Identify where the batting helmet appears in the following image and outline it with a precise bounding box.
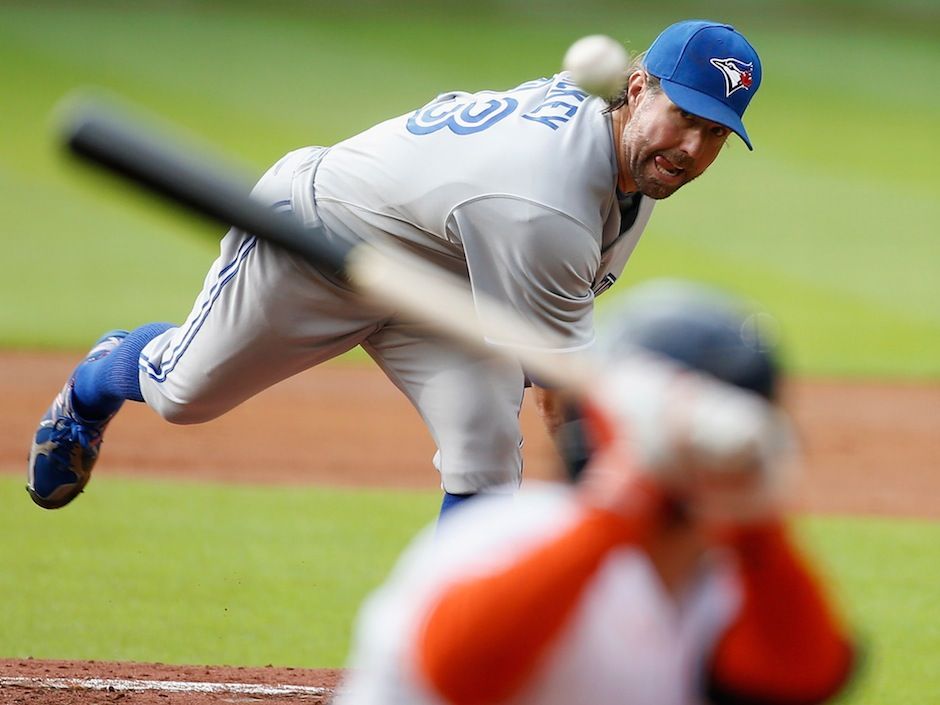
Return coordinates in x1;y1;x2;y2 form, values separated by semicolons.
597;279;780;400
559;279;783;480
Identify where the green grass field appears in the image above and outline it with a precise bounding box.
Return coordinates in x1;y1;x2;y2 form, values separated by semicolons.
1;0;938;376
0;476;438;667
798;516;940;703
2;2;938;703
2;473;938;704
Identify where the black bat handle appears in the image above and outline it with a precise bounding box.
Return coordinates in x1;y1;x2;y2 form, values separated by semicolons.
62;102;355;275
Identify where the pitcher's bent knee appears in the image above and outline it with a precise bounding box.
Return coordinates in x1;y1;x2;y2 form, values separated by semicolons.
142;388;232;425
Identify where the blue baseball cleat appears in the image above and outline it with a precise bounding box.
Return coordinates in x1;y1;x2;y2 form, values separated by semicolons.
27;330;130;509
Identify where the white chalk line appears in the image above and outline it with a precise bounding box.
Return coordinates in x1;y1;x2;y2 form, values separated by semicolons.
0;675;331;697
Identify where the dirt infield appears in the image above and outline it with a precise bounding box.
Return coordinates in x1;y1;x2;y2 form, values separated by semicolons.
0;659;338;704
2;351;938;703
4;352;938;515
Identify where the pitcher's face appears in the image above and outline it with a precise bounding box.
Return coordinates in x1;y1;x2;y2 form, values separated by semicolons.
620;81;730;199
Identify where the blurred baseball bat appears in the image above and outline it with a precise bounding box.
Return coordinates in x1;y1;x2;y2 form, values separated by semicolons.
59;94;595;392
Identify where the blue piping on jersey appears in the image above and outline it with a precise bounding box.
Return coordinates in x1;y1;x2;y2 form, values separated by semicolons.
140;235;258;382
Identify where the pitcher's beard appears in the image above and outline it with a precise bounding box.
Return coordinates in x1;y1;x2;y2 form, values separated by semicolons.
631;152;696;200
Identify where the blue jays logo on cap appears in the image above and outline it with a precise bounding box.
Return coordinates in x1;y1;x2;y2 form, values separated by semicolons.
709;57;755;97
644;20;762;150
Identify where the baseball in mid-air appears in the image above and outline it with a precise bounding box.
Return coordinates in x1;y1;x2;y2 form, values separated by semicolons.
562;34;629;99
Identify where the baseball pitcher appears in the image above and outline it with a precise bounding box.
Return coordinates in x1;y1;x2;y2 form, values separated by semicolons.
28;21;763;517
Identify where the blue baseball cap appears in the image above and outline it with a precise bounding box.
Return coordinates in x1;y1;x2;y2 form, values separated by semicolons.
645;20;762;150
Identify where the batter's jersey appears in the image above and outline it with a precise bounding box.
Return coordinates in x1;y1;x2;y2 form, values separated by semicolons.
334;485;739;705
312;73;654;352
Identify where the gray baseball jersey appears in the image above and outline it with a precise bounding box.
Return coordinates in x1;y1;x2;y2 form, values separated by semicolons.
315;73;654;350
138;74;654;493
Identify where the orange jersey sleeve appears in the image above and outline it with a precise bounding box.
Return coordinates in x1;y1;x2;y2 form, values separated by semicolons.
707;521;855;705
415;506;653;705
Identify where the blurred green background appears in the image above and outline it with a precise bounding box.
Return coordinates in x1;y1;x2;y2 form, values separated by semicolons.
1;2;938;703
2;0;938;376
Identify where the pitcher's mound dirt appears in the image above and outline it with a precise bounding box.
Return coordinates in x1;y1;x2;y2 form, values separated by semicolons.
2;352;937;517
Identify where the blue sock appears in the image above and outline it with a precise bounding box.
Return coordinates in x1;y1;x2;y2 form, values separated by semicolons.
71;322;174;420
439;491;476;519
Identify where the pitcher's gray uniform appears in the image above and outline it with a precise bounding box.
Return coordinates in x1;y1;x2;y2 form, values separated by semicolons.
138;73;654;493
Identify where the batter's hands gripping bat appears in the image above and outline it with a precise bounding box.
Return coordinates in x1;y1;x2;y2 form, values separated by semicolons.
60;95;595;394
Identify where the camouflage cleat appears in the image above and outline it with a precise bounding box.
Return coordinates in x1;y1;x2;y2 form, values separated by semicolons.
27;330;129;509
